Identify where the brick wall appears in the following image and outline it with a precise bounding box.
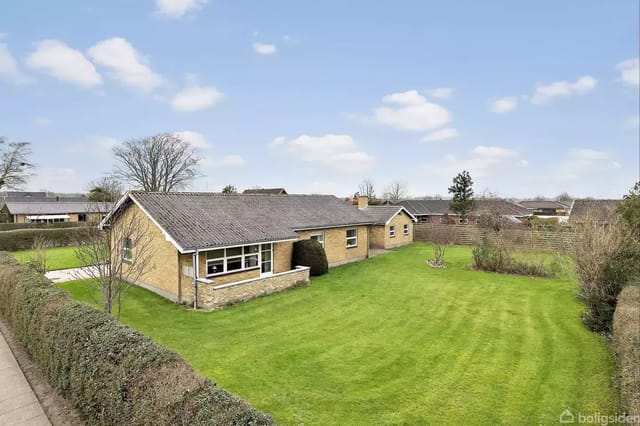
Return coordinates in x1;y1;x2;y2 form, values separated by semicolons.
198;266;310;310
297;225;369;267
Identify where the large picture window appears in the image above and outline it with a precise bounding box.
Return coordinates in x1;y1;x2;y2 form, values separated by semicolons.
346;229;358;248
206;244;269;277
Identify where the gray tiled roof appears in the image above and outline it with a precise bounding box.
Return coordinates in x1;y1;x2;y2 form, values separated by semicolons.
128;192;373;251
4;201;112;215
396;199;452;215
396;199;529;216
518;200;571;209
569;199;621;223
359;205;409;225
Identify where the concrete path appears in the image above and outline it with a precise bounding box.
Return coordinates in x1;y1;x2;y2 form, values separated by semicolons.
45;266;97;283
0;330;50;426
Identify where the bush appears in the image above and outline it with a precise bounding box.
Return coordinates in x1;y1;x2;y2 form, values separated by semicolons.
292;239;328;276
612;286;640;420
471;238;552;278
0;252;274;425
0;222;86;231
0;227;92;251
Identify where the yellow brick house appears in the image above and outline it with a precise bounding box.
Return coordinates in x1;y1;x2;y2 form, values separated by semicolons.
356;197;416;249
102;192;374;310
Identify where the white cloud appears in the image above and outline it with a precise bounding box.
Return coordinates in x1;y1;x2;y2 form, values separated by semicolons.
616;58;639;88
530;75;597;105
174;130;210;148
155;0;206;18
422;128;459;142
271;136;286;146
68;135;120;156
27;168;80;193
217;155;246;167
171;85;223;112
552;149;621;180
490;96;518;114
373;90;451;131
424;145;525;178
273;134;375;172
33;116;52;126
253;42;277;55
0;38;27;83
87;37;164;92
26;40;101;87
427;87;453;100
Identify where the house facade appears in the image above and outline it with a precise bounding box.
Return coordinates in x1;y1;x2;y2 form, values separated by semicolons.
356;197;416;249
1;201;111;224
103;192;374;310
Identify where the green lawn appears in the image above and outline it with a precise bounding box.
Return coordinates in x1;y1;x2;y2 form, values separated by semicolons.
12;246;82;270
60;244;619;425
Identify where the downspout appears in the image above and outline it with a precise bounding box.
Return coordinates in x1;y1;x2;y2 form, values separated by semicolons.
367;226;371;259
192;250;199;309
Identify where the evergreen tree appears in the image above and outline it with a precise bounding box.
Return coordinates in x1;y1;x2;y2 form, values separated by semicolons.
448;170;475;219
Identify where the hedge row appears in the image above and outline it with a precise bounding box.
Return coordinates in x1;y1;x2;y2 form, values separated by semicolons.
0;253;274;425
0;227;93;251
612;286;640;419
0;222;87;231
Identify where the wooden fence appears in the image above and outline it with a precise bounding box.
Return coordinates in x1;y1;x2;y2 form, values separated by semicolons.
414;223;577;252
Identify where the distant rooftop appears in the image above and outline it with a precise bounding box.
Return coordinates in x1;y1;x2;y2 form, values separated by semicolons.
242;188;288;195
569;199;621;223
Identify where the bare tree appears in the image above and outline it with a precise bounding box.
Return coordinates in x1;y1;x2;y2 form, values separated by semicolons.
87;176;124;202
358;178;376;199
112;133;202;192
74;205;156;318
0;137;33;189
384;181;407;202
27;235;50;274
427;225;456;268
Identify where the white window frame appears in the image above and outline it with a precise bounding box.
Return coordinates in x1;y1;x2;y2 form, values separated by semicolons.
122;237;133;262
206;244;262;277
403;223;409;235
310;232;325;248
346;228;358;248
389;225;396;238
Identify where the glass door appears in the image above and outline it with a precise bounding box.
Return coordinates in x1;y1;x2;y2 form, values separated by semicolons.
261;243;272;275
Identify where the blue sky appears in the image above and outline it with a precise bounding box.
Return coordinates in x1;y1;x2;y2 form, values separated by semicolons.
1;0;638;198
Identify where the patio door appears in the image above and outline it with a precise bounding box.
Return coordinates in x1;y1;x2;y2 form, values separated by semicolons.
261;243;273;275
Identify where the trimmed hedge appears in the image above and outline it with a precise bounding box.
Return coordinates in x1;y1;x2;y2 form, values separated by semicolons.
0;222;86;231
292;239;328;276
0;252;274;425
0;227;93;251
612;286;640;419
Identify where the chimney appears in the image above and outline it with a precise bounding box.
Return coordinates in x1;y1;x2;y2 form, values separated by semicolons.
357;196;369;209
56;195;59;202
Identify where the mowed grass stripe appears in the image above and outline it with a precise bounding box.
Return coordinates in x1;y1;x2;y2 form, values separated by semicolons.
59;244;618;425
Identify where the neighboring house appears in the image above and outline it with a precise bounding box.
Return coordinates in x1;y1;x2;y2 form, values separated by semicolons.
518;200;571;216
1;201;111;223
242;187;288;195
356;197;416;249
569;199;621;224
102;192;374;310
396;199;530;225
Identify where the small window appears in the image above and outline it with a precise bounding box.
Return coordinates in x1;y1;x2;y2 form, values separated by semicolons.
346;229;358;248
207;259;224;275
389;225;396;238
310;232;324;248
78;214;87;222
403;224;409;235
122;238;133;261
459;218;468;224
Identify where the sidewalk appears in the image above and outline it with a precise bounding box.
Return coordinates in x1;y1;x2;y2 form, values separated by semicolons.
0;330;50;425
45;266;98;283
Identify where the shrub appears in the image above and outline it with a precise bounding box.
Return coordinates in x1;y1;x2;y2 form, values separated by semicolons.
0;252;274;425
0;222;86;231
612;286;640;420
0;227;92;251
471;238;553;278
26;235;49;274
292;239;328;276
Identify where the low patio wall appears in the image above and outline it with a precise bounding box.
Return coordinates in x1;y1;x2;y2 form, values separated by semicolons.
198;266;311;310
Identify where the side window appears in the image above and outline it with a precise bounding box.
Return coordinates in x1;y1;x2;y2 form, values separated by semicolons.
403;223;409;235
122;237;133;261
346;229;358;248
389;225;396;238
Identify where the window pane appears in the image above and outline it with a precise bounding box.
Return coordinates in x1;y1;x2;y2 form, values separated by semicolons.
207;259;224;275
262;250;272;261
244;245;259;254
227;258;242;271
207;249;224;259
261;261;272;273
226;247;242;257
346;229;356;237
261;243;271;251
245;254;259;268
